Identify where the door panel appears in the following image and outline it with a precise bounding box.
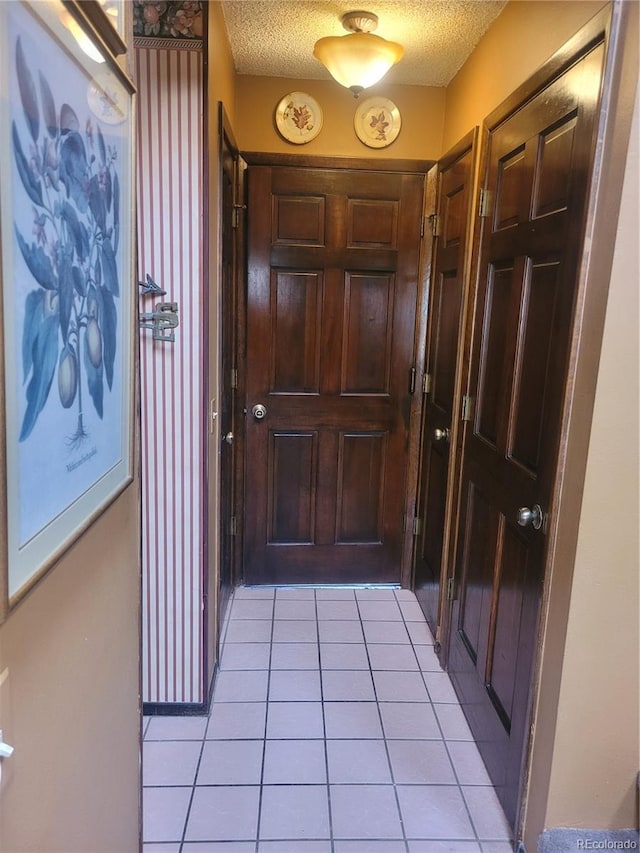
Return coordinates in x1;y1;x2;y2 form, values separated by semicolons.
343;274;394;393
271;271;322;392
269;432;317;543
457;483;495;668
430;272;463;411
414;132;478;635
448;42;606;828
245;166;424;585
337;432;386;542
510;259;561;471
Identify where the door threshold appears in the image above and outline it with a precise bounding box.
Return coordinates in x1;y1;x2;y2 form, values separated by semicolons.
239;582;402;590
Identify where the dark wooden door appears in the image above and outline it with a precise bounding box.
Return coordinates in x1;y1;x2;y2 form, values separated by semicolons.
414;131;477;639
217;109;242;634
244;166;424;585
447;40;606;829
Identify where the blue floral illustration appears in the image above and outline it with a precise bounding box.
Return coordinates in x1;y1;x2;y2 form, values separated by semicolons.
12;35;120;447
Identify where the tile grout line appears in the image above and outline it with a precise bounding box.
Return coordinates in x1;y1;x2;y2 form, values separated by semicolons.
143;587;511;850
314;587;336;853
254;589;276;852
357;590;411;853
175;588;240;853
396;588;483;847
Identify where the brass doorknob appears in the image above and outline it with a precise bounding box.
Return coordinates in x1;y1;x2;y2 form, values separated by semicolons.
224;431;234;445
433;427;450;442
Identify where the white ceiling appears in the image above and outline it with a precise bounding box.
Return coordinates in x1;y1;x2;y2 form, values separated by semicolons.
220;1;507;88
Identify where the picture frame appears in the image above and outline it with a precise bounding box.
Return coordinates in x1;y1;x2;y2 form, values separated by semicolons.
0;0;136;618
73;0;127;57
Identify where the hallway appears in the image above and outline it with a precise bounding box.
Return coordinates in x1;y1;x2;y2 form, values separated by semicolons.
143;586;513;851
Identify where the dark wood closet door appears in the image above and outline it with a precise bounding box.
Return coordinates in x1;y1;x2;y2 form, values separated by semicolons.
244;166;424;585
414;131;477;638
217;112;241;636
447;39;606;828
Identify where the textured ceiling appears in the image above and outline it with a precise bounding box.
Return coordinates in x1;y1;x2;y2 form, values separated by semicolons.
220;1;507;88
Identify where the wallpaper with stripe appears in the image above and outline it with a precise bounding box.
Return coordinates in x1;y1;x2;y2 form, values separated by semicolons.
135;45;204;704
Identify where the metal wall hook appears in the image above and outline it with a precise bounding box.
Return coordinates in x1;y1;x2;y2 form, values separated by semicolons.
140;301;179;343
138;273;167;296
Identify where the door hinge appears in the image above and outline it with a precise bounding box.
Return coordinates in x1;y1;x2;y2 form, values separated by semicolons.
412;517;422;536
447;577;456;601
409;366;416;395
462;395;475;422
209;398;217;434
230;368;238;389
478;188;491;218
230;515;237;536
429;213;441;237
232;203;246;229
423;372;431;394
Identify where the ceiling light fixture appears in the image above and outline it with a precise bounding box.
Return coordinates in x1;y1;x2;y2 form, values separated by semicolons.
313;11;404;98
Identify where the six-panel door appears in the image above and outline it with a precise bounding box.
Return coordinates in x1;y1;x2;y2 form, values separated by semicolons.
414;132;477;637
447;42;606;827
244;166;424;585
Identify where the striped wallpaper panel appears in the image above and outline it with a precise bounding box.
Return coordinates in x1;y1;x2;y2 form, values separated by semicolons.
135;46;204;705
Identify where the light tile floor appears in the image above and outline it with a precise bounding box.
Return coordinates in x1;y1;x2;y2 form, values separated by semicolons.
143;586;513;853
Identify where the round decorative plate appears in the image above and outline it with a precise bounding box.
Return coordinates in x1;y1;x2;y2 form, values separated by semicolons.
354;97;401;148
87;70;128;125
275;92;323;144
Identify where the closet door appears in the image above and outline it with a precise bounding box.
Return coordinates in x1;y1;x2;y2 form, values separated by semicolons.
447;32;607;828
414;130;478;641
216;105;243;645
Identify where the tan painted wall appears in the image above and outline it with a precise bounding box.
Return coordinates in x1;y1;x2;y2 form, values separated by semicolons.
442;0;606;151
209;2;236;129
234;76;445;161
0;485;140;852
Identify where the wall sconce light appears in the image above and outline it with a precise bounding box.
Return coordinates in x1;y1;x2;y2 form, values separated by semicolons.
313;11;404;98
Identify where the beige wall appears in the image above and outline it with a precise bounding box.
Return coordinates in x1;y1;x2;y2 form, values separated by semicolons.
234;76;445;161
442;0;605;151
209;2;236;128
0;485;140;852
543;87;639;830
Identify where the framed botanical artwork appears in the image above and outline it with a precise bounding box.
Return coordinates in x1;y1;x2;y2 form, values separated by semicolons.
0;0;136;617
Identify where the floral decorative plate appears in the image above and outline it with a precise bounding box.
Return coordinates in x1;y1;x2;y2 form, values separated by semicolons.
275;92;323;144
87;70;128;125
354;97;401;148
